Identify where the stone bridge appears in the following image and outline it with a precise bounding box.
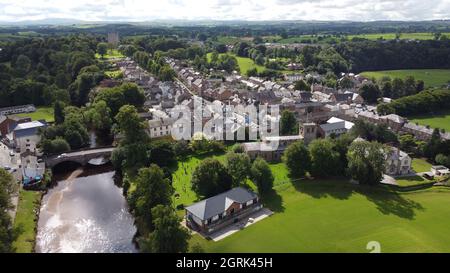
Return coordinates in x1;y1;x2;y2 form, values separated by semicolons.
45;147;115;168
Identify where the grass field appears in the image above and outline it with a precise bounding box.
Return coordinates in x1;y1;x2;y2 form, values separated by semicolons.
190;180;450;253
207;52;266;75
360;69;450;88
395;176;434;188
16;107;54;123
95;49;125;60
105;70;124;79
348;32;450;41
408;111;450;132
12;189;42;253
412;158;433;173
175;152;450;253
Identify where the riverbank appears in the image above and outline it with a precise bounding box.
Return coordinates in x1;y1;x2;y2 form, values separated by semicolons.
12;188;43;253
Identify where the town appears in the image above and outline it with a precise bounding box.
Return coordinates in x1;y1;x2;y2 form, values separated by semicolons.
0;2;450;256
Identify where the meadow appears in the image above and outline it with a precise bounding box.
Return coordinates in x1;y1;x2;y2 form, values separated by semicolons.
176;153;450;253
360;69;450;88
347;32;450;41
408;111;450;132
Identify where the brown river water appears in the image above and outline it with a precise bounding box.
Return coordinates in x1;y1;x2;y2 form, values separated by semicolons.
35;167;137;253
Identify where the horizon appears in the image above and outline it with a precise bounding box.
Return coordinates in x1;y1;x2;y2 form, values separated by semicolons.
0;0;449;24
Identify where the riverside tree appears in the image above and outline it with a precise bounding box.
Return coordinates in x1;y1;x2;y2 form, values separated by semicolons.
128;165;174;230
140;205;190;253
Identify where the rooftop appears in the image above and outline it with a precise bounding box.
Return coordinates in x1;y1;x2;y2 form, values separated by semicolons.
186;187;258;221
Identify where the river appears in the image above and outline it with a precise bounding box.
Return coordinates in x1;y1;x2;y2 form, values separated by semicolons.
35;166;138;253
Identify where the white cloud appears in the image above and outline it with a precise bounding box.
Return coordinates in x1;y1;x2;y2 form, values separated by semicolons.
0;0;448;22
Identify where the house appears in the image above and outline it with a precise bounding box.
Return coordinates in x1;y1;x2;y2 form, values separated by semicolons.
401;122;435;141
431;166;450;177
185;187;262;234
0;104;36;116
319;117;355;137
380;114;406;132
385;147;412;176
147;117;176;139
0;116;32;137
330;93;353;104
11;120;47;153
242;123;317;162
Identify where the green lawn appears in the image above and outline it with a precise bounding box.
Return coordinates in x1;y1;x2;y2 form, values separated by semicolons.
12;189;42;253
95;49;125;60
412;158;433;173
360;69;450;88
105;70;123;79
207;53;266;75
190;179;450;253
408;111;450;132
175;152;450;253
395;176;434;187
16;107;54;123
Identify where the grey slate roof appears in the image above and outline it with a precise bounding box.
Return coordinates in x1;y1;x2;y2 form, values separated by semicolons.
186;187;258;221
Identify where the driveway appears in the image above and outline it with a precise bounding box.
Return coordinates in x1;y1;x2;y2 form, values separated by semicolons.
381;175;398;186
208;208;274;242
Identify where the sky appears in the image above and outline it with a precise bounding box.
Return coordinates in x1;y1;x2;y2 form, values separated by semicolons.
0;0;449;22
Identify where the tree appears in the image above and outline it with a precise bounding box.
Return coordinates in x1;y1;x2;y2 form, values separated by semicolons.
128;165;174;229
158;65;176;82
294;80;309;91
14;54;31;76
97;43;108;59
253;36;263;44
54;101;66;125
173;140;191;158
435;154;449;167
0;169;16;253
283;141;311;178
85;100;112;136
359;83;381;104
191;158;232;198
250;157;274;194
280;110;298;136
309;139;341;177
399;134;417;153
347;141;386;185
140;205;190;253
381;81;393;98
115;105;148;145
225;152;251;187
149;140;176;167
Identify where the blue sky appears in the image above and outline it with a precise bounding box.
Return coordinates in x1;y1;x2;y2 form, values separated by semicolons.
0;0;449;22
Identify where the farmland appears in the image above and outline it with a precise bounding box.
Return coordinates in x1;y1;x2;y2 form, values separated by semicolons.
360;69;450;88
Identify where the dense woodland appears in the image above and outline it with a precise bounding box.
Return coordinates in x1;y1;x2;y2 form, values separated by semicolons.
0;35;103;108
